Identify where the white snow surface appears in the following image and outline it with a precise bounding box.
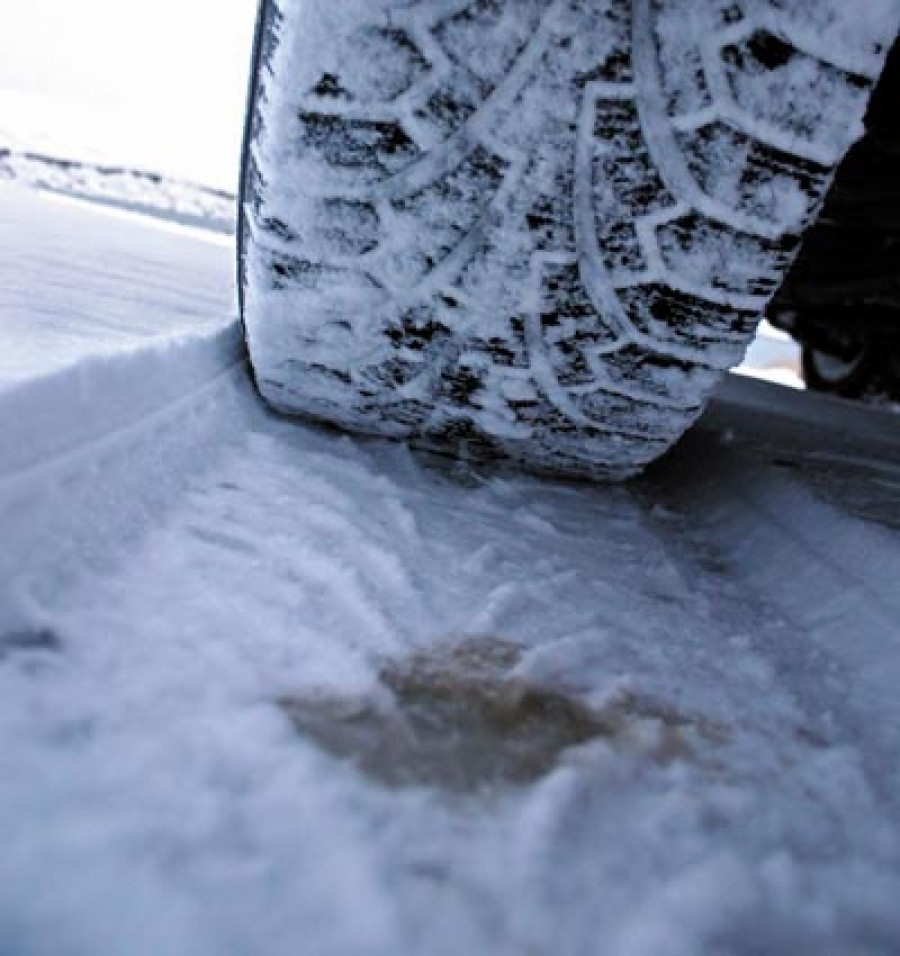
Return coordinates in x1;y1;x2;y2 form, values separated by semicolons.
0;187;232;392
3;187;900;956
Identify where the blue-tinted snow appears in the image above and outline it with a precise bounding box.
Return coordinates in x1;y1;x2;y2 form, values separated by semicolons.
1;186;900;954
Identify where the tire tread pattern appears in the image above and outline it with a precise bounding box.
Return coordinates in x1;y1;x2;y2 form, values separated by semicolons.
241;0;897;477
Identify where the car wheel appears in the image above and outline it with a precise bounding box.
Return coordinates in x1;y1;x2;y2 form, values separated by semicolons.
239;0;899;479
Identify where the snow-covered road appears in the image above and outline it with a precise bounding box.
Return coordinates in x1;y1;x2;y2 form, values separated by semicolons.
2;185;899;956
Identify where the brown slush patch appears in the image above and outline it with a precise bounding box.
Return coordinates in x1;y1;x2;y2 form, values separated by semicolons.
279;637;725;792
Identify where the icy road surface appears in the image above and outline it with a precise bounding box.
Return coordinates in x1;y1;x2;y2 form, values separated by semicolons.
2;185;900;956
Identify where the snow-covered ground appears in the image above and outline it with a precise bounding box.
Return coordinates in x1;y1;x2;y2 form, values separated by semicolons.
0;188;231;391
0;152;237;233
2;184;900;955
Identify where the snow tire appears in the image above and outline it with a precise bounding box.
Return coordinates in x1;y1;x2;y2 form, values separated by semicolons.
239;0;899;479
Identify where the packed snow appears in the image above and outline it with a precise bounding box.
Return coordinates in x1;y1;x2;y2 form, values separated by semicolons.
2;184;900;955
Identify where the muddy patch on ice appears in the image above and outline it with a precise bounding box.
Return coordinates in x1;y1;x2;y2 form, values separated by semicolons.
279;637;725;792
